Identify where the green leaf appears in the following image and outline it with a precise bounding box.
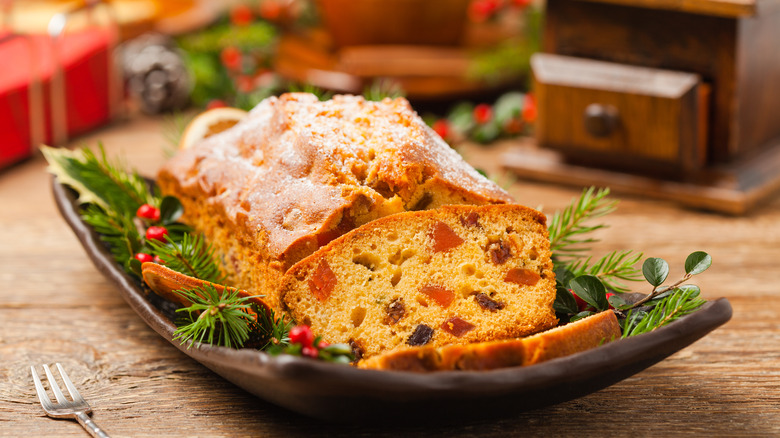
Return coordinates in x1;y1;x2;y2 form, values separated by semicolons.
642;257;669;287
570;310;595;322
570;275;609;311
160;196;184;224
608;293;627;309
554;266;575;289
554;286;578;314
685;251;711;275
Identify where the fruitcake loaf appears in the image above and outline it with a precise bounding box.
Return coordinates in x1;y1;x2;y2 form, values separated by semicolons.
279;204;558;360
157;93;513;311
358;311;621;371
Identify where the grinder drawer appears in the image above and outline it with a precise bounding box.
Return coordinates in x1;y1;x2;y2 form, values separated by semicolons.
532;53;709;171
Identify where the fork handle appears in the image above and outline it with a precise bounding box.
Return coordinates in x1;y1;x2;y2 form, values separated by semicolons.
76;411;110;438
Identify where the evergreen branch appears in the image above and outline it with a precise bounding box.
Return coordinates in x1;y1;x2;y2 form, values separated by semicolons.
80;204;141;269
248;304;294;350
548;187;617;262
42;145;153;214
566;250;643;293
173;285;257;349
622;287;706;337
147;233;225;284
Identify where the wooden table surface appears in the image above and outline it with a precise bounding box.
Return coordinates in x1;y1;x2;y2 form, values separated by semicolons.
1;114;779;437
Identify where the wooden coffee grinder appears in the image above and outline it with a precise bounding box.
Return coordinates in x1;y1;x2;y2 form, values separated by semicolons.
503;0;780;214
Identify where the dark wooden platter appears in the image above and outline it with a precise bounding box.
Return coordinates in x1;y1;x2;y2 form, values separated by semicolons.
51;177;732;423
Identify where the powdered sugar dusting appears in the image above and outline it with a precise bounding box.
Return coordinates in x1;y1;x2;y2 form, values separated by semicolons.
161;93;512;261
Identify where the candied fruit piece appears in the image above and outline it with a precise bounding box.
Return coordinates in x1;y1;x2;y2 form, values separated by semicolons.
487;240;512;265
460;212;481;228
349;339;365;361
430;221;464;253
407;324;434;346
441;317;476;337
505;268;541;286
309;259;337;301
419;284;455;308
383;298;406;325
475;292;505;312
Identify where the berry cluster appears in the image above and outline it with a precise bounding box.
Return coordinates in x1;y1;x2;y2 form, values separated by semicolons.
469;0;532;23
289;325;330;358
133;204;169;264
430;92;537;145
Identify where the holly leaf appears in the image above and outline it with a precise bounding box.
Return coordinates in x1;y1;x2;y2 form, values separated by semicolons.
642;257;669;287
685;251;711;276
570;275;609;311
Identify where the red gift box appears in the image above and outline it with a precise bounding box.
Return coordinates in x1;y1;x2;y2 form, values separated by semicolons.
0;12;119;170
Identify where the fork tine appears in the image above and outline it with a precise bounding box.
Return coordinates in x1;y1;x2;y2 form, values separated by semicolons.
30;366;54;411
43;364;68;404
56;363;85;404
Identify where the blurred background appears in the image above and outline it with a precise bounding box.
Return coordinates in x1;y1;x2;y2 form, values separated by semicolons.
1;0;778;214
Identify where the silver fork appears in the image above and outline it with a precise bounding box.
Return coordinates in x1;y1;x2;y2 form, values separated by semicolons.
31;363;111;438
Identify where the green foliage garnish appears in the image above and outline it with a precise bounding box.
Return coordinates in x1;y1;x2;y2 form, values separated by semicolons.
548;187;617;262
621;285;706;337
42;145;153;212
363;79;406;101
147;233;225;284
173;285;257;349
551;187;713;336
566;250;643;293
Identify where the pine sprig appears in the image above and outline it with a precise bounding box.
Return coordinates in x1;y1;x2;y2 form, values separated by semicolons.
81;204;141;266
566;250;643;293
548;187;617;262
248;304;294;350
173;285;258;349
43;145;153;214
622;286;706;337
147;233;226;284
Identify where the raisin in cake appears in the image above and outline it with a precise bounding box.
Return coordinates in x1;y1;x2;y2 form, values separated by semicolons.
358;311;620;371
279;204;557;361
157;93;512;310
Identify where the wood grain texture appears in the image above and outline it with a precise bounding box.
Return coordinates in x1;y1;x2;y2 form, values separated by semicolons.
1;115;779;436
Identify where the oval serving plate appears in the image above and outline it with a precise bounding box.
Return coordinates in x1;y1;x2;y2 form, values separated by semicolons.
52;177;732;422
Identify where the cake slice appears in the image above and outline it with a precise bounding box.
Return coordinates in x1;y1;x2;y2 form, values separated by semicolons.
358;310;621;371
279;204;558;360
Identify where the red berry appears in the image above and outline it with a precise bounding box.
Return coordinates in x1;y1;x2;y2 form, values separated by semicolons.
432;119;450;139
136;204;160;221
134;253;153;263
606;292;616;309
469;0;499;22
258;0;282;21
301;345;319;358
145;226;169;242
289;325;314;346
523;94;537;123
236;75;255;93
220;46;242;71
153;255;165;264
504;117;524;135
230;4;253;26
206;99;227;110
512;0;531;8
318;340;330;349
473;104;493;124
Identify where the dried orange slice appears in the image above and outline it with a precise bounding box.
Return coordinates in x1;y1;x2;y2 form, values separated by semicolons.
141;262;271;314
179;107;247;150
